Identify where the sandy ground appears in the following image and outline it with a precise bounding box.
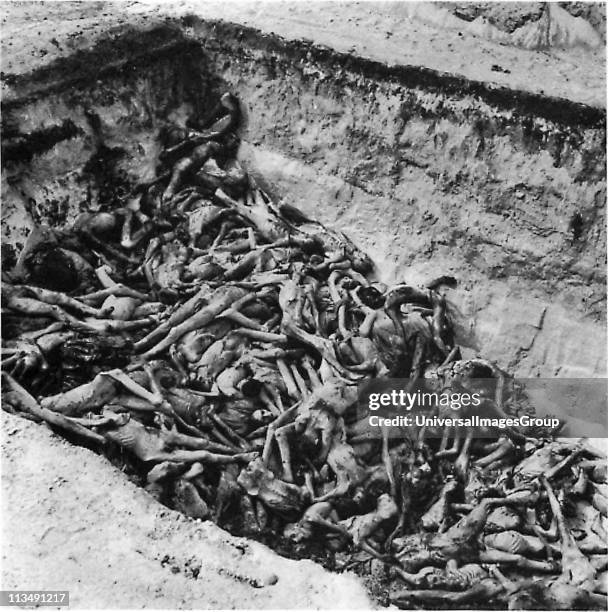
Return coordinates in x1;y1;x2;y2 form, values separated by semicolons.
1;1;605;107
0;412;374;609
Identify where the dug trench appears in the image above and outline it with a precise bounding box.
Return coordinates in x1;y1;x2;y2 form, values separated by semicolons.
3;19;606;380
1;17;607;609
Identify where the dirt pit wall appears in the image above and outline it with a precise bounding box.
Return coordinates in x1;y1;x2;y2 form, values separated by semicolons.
195;19;607;378
2;18;606;379
1;27;214;243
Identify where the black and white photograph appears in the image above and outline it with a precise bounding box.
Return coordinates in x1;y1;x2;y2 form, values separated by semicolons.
1;1;606;609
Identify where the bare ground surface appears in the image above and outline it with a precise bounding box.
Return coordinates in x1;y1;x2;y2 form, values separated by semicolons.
0;412;374;609
1;1;605;107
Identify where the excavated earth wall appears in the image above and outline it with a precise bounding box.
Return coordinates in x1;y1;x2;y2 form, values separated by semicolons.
2;19;606;383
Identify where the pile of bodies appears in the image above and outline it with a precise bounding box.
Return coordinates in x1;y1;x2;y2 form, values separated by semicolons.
2;92;607;610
